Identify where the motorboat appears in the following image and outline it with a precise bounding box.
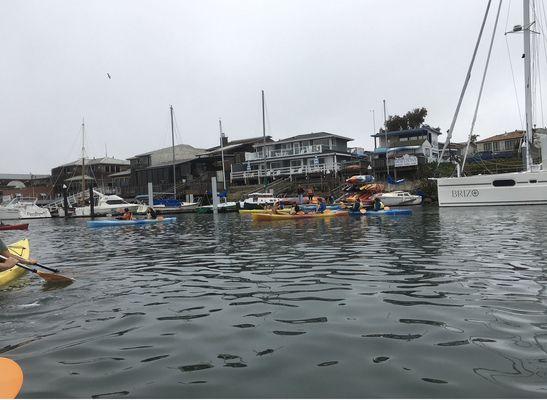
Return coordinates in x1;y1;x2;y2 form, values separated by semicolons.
0;207;21;221
377;191;422;206
70;190;140;217
238;192;280;210
1;197;51;219
135;198;198;214
196;201;238;213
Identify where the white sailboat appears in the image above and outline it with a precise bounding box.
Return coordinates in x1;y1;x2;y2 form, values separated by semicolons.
437;0;547;207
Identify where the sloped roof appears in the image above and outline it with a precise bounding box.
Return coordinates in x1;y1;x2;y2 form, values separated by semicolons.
129;143;205;167
371;126;442;138
108;170;131;178
202;136;272;155
58;157;130;168
255;132;353;147
476;130;524;143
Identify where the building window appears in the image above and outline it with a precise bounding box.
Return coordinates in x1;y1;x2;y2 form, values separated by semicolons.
492;142;499;152
483;143;492;151
504;140;514;150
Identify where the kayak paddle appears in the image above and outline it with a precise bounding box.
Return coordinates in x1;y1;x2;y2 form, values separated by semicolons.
7;245;59;273
0;357;23;399
0;255;73;284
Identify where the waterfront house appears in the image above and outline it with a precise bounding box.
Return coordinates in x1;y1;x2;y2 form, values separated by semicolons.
51;157;130;195
371;125;442;177
194;135;272;191
474;130;524;159
128;144;205;198
229;132;355;183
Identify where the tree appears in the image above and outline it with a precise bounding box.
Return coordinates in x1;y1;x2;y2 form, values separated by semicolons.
385;107;428;131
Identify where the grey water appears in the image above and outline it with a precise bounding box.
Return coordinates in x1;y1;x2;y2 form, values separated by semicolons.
0;207;546;398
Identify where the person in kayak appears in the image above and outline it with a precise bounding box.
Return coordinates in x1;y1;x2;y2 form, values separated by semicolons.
317;199;327;213
297;185;305;204
146;207;157;220
372;197;385;211
0;238;37;271
271;201;281;214
117;208;133;220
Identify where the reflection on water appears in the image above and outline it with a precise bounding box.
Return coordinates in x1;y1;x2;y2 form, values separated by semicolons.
0;207;546;398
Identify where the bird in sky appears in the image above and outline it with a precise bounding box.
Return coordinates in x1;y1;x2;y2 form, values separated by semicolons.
106;73;111;79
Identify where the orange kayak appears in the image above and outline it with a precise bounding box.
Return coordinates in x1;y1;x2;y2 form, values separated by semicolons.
252;210;348;221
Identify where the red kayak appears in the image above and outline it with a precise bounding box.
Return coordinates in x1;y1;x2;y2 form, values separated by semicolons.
0;223;29;231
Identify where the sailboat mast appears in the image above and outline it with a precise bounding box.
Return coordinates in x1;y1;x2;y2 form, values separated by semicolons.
170;105;176;198
81;119;86;199
219;118;227;191
262;90;266;188
523;0;533;170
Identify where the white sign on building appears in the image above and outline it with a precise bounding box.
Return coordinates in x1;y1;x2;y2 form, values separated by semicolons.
394;154;418;168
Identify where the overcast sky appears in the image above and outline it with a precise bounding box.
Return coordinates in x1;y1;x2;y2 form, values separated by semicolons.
0;0;540;173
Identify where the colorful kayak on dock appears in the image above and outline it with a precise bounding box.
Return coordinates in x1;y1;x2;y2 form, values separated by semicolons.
87;217;176;227
0;239;30;288
0;223;29;231
252;210;348;221
349;209;412;216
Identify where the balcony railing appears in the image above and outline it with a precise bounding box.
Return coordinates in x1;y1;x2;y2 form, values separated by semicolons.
245;145;325;161
231;162;340;181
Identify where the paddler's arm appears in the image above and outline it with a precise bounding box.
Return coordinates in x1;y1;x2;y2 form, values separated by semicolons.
0;247;19;271
0;252;18;271
9;252;38;265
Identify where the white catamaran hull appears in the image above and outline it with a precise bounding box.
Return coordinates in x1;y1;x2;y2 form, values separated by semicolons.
437;170;547;207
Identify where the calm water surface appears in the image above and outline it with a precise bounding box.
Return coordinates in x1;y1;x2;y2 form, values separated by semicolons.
1;207;546;398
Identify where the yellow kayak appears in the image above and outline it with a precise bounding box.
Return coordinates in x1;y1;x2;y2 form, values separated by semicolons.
252;210;349;221
239;209;291;214
0;239;30;288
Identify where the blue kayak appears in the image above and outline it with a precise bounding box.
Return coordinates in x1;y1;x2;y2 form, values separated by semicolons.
349;209;412;216
87;217;176;227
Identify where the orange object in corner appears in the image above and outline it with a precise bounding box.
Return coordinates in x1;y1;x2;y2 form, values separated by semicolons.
0;358;23;399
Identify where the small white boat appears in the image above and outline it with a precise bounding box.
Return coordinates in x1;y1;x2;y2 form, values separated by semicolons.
72;191;140;217
238;192;280;210
377;191;422;206
0;207;23;220
1;197;52;219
